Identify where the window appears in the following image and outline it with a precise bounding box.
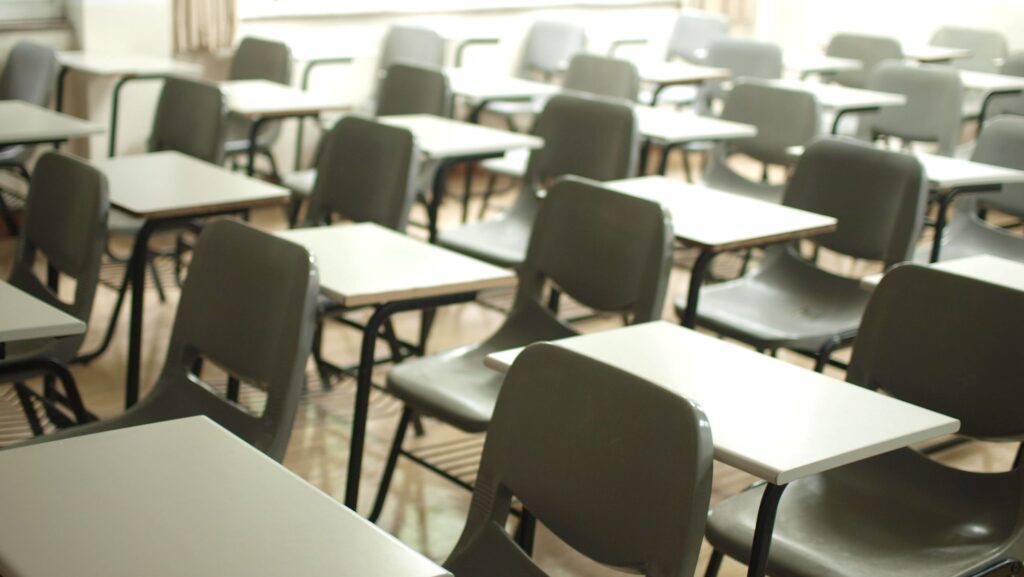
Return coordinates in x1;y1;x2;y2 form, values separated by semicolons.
239;0;667;19
0;0;64;21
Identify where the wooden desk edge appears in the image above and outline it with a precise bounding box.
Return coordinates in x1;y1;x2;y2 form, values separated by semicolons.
112;194;289;220
693;221;838;253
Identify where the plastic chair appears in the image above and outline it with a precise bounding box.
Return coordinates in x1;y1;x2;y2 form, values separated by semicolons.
11;220;320;462
858;61;964;157
932;26;1007;73
378;25;446;72
665;11;729;64
443;343;713;577
677;137;927;372
222;37;292;179
980;52;1024;128
926;116;1024;263
439;93;638;268
370;177;674;521
700;38;783;107
702;82;821;204
826;33;903;89
704;263;1024;577
149;76;229;164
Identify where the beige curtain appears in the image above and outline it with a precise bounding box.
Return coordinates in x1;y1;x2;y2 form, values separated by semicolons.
174;0;236;53
683;0;756;32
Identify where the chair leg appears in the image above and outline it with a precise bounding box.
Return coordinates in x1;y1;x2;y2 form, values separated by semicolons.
478;174;498;220
261;150;281;181
703;550;725;577
514;507;537;555
547;288;561;315
311;320;334;391
0;192;18;236
147;256;167;303
418;309;436;356
682;149;695;182
461;162;474;223
14;382;44;437
813;335;844;373
369;406;414;522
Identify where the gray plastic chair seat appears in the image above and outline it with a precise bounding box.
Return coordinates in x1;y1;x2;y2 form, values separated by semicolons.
437;215;534;268
826;33;903;89
920;207;1024;263
675;247;868;351
223;115;278;154
283;168;316;198
704;160;786;203
479;148;529;179
107;207;146;235
707;448;1018;577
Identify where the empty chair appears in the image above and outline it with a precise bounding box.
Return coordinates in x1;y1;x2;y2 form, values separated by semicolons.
378;25;446;72
439;93;639;268
980;52;1024;126
443;343;712;577
858;61;964;157
927;116;1024;263
370;177;674;520
678;137;926;371
931;26;1007;73
704;263;1024;577
11;220;320;462
222;37;292;178
665;11;729;64
699;38;783;107
826;33;903;89
702;82;821;203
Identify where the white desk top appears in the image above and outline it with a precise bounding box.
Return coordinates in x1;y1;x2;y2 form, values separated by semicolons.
222;80;350;119
784;52;862;76
904;45;973;63
763;79;906;111
636;60;732;86
95;151;289;219
379;114;543;159
916;152;1024;189
605;176;837;251
0;100;103;146
446;67;560;102
0;417;450;577
862;255;1024;290
959;70;1024;93
278;222;516;307
484;321;959;485
635;106;757;144
56;51;202;76
0;281;85;344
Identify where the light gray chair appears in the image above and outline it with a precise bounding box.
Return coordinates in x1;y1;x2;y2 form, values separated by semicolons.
826;33;903;89
926;116;1024;263
932;26;1007;73
11;220;320;462
980;52;1024;128
222;37;292;178
858;61;964;157
666;11;729;64
440;94;638;268
443;343;712;577
378;25;446;72
370;177;674;521
678;137;927;372
699;38;783;107
702;82;821;204
0;41;58;234
704;263;1024;577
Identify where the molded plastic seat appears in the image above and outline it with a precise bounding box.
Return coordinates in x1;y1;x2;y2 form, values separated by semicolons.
703;82;821;203
699;38;783;107
443;343;713;577
931;26;1007;73
825;33;903;89
440;94;638;268
12;220;320;462
639;12;728;106
379;25;446;71
678;137;926;371
222;38;292;174
705;264;1024;577
982;52;1024;124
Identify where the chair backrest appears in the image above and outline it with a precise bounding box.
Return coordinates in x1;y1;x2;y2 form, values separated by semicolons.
707;37;783;81
230;37;292;84
826;33;903;88
862;61;964;156
849;264;1024;441
518;20;586;79
665;11;729;63
783;137;926;266
971;115;1024;217
983;52;1024;120
7;152;108;360
379;25;445;71
514;177;673;323
147;220;319;461
376;63;451;117
445;343;713;577
563;53;640;102
149;76;228;164
931;26;1007;73
305;116;419;230
0;41;56;105
717;81;820;166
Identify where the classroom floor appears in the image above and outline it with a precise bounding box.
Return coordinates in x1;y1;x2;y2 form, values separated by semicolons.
0;152;1016;577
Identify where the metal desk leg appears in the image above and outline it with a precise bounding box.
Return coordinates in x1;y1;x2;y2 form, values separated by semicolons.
108;76;132;157
246;118;267;177
295;58;355;170
125;219;159;408
830;106;880;135
747;483;788;577
930;185;1000;263
681;249;716;329
428;159;454;243
977;89;1024;136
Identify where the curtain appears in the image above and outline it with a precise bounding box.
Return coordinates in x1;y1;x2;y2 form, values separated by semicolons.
174;0;236;53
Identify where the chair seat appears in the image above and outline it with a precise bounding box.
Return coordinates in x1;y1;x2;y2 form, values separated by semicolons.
675;251;869;352
437;214;532;268
641;85;698;107
0;144;30;167
919;215;1024;264
707;449;1020;577
282;169;316;197
704;158;786;204
223;114;277;154
479;148;529;178
107;207;145;235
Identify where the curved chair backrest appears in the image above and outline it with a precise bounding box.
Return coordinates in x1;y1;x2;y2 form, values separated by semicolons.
230;37;292;84
563;53;640;102
849;264;1024;441
826;33;903;88
149;76;228;164
707;38;783;81
984;52;1024;120
376;63;451;117
784;137;926;266
665;11;729;63
518;20;586;79
379;25;445;71
0;41;56;105
445;343;713;577
931;26;1007;73
305;116;419;230
8;152;109;360
971;115;1024;217
717;81;820;166
862;61;964;156
515;177;672;323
